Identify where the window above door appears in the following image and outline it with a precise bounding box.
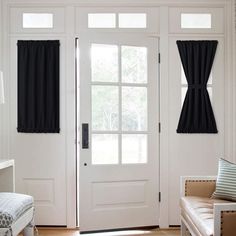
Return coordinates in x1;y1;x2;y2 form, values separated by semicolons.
88;13;147;29
169;7;224;34
23;13;53;28
10;7;65;33
76;7;159;33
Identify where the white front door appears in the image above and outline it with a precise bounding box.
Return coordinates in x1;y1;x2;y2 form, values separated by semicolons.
79;34;159;232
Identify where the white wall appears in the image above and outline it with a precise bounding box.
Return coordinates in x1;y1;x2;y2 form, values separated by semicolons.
233;0;236;159
0;0;4;157
0;1;2;69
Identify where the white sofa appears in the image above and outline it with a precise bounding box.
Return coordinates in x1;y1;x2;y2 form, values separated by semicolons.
180;176;236;236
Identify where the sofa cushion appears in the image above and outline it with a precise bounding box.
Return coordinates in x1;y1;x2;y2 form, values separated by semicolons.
0;193;33;228
180;196;229;236
213;158;236;201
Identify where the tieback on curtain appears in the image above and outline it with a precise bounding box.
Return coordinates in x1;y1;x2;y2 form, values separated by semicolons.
188;84;206;89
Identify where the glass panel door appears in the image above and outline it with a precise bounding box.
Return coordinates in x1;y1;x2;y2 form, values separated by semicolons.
79;34;159;232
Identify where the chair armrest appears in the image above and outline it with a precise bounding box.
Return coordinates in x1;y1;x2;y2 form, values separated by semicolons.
214;203;236;236
181;176;217;197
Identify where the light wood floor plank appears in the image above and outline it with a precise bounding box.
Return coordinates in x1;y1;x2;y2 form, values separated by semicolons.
28;228;180;236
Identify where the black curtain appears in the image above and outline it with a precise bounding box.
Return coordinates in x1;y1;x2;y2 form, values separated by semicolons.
17;40;60;133
176;40;218;133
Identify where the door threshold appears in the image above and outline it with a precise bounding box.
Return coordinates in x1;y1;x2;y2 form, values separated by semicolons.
80;225;159;234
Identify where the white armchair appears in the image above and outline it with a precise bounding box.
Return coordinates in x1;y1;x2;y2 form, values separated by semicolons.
0;160;34;236
180;176;236;236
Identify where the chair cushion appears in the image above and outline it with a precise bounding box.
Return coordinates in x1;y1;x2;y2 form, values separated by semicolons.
0;193;33;228
180;196;229;236
212;158;236;201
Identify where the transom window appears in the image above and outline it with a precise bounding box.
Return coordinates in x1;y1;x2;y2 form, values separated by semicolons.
88;13;116;28
181;13;211;29
91;43;148;165
88;13;147;29
23;13;53;28
119;13;146;28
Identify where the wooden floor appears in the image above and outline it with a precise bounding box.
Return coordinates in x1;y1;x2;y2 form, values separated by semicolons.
31;228;180;236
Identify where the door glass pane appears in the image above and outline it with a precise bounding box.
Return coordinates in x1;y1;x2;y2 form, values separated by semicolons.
181;66;187;85
91;44;118;82
92;134;118;165
207;87;212;101
181;87;188;106
208;73;213;85
181;13;211;29
122;46;147;83
118;13;146;28
88;14;116;28
122;134;147;164
122;87;147;131
92;86;118;131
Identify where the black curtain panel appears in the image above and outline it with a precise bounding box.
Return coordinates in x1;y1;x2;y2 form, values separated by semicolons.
17;40;60;133
176;40;218;133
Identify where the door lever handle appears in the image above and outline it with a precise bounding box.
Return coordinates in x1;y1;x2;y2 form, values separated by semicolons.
82;123;89;149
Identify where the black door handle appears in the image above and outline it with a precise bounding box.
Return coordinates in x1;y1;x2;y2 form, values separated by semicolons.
82;123;89;149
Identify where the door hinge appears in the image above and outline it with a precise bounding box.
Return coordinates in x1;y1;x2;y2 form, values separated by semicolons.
158;122;161;133
159;192;161;202
158;53;161;63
